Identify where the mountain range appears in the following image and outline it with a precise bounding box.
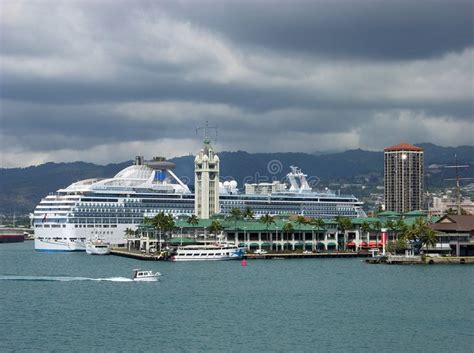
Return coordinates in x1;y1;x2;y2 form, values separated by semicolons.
1;143;473;215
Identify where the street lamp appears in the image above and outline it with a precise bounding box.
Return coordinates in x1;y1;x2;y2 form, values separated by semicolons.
244;226;248;250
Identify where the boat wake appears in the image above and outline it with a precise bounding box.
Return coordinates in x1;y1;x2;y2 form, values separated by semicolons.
0;275;134;282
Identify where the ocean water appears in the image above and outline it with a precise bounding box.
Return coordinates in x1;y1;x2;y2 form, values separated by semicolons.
1;242;473;353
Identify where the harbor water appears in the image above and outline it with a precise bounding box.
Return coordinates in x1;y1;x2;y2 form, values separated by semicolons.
1;242;473;352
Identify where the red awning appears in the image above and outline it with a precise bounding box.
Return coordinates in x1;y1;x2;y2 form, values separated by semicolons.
347;241;356;247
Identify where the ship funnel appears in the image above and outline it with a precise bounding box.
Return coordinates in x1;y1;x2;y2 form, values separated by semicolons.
144;157;176;170
135;156;144;165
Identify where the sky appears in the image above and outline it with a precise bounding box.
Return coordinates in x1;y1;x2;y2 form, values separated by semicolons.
1;0;473;167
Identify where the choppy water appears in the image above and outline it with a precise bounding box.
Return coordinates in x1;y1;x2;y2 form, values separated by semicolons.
1;242;473;353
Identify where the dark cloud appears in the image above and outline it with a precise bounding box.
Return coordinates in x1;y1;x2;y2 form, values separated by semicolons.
164;0;473;60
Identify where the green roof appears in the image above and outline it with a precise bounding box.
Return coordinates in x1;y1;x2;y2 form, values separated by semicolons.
377;211;401;217
351;217;380;225
404;210;426;217
174;218;328;232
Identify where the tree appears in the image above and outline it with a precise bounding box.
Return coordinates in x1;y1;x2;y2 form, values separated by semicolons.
361;221;371;243
209;219;223;236
421;228;438;249
260;214;275;249
384;219;398;242
151;212;175;237
335;216;352;250
243;207;255;220
228;208;242;230
186;214;199;237
386;238;408;255
310;218;326;242
282;222;294;251
399;217;438;255
125;227;136;237
295;215;307;247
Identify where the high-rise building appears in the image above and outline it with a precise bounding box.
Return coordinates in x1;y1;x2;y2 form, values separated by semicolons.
384;143;424;213
194;139;220;218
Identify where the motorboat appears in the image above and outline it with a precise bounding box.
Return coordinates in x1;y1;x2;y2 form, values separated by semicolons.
85;238;111;255
132;269;161;281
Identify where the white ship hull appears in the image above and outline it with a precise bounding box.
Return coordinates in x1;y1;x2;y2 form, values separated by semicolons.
34;223;127;252
34;237;86;252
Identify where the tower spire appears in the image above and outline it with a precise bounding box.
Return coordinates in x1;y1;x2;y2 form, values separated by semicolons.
196;121;218;145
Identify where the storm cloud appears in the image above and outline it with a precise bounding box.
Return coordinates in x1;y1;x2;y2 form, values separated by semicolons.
1;0;473;167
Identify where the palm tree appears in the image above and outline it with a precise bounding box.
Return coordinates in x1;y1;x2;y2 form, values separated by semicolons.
151;212;175;248
384;219;398;242
125;227;135;237
208;219;223;236
335;216;352;251
311;218;326;243
371;220;383;247
243;207;255;220
401;217;438;254
361;221;371;244
228;207;242;231
282;222;294;251
421;228;438;250
260;214;275;250
295;215;307;249
186;214;199;237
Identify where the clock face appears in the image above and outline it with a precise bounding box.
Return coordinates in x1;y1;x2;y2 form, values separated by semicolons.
401;153;407;160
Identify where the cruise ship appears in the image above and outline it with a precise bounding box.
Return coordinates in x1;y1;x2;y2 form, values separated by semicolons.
32;156;365;251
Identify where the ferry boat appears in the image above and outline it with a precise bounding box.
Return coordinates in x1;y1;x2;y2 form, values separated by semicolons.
32;156;365;251
85;238;111;255
169;241;245;261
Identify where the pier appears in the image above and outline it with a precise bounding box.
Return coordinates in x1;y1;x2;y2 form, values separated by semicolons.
365;255;474;265
111;247;371;261
246;252;370;260
111;248;164;261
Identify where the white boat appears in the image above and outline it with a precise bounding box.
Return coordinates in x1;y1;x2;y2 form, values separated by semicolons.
169;238;245;261
132;269;161;281
85;238;111;255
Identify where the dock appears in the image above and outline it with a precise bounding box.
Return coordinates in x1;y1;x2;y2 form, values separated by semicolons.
111;248;371;261
366;255;474;265
111;248;164;261
245;252;370;260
